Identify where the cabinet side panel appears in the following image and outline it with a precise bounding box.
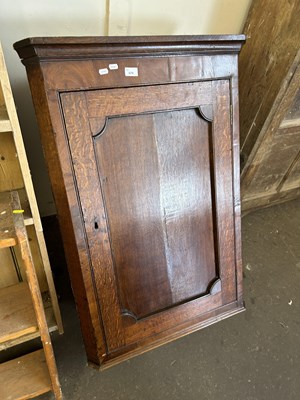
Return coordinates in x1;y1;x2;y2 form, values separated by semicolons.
25;64;103;364
212;80;237;304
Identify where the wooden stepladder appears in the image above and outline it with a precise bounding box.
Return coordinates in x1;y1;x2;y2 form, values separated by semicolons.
0;40;63;333
0;191;62;400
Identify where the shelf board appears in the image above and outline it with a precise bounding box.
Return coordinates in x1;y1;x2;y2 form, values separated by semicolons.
0;349;52;400
0;283;58;350
0;105;11;133
0;189;33;227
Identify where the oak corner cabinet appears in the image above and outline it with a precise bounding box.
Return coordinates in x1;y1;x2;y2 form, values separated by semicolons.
14;35;245;369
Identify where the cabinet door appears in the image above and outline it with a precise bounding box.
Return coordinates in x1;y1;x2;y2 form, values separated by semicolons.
61;80;236;355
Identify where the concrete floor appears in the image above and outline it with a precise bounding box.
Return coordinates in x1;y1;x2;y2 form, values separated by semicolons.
39;198;300;400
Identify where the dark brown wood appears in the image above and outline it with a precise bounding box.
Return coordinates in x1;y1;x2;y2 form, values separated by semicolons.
14;35;244;62
14;35;245;368
239;0;300;213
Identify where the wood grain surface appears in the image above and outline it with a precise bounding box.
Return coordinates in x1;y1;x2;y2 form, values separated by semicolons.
0;350;52;400
239;0;300;160
14;36;245;368
95;108;216;318
239;0;300;212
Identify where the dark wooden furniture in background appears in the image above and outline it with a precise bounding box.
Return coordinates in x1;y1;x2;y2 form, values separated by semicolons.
239;0;300;213
15;35;245;369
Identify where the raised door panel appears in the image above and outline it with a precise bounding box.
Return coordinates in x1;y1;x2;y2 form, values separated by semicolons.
60;79;236;355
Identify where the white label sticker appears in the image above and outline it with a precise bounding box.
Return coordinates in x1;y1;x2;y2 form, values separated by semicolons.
125;67;138;77
99;68;109;75
109;63;119;70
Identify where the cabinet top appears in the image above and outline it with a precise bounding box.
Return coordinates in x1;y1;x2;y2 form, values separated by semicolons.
14;35;245;64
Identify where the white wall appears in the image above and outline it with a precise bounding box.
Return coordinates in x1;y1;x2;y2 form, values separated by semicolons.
109;0;251;35
0;0;251;216
0;0;107;215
